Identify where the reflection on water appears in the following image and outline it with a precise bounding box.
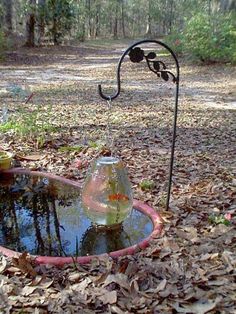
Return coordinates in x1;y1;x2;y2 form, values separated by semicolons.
0;173;153;257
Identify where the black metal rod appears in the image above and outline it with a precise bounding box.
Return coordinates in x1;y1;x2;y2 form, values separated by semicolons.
98;39;180;210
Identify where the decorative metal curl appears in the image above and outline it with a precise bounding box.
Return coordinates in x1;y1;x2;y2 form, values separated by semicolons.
98;39;180;211
128;46;177;83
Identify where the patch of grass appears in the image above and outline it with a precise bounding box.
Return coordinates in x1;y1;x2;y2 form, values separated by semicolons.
84;38;131;48
139;179;155;191
58;145;84;153
209;214;231;226
0;104;58;144
155;49;171;57
88;140;105;150
0;116;57;137
0;121;17;132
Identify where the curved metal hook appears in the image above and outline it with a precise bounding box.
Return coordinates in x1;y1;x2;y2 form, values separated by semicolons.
98;39;180;101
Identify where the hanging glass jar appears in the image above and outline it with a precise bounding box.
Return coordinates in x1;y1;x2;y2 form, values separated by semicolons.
81;156;133;226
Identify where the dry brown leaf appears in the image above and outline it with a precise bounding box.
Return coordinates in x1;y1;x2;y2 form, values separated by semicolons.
172;298;222;314
146;279;167;294
200;253;219;261
154;279;167;293
93;271;110;285
71;277;92;291
29;275;43;286
208;279;229;286
222;250;236;267
163;237;180;251
17;154;44;161
12;252;37;277
68;272;81;282
39;278;54;289
103;273;130;290
21;285;38;296
0;256;7;274
5;266;22;274
110;305;126;314
98;290;117;304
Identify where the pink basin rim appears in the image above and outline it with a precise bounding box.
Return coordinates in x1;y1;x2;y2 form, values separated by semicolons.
0;168;163;266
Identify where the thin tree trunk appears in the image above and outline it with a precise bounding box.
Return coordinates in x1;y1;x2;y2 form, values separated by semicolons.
37;0;46;45
169;0;174;33
4;0;13;34
121;0;126;38
94;2;101;38
208;0;212;16
220;0;236;10
52;15;59;45
49;0;59;45
25;0;36;47
86;0;92;38
145;0;152;36
113;1;118;39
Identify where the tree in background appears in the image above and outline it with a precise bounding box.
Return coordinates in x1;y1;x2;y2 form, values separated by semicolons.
45;0;75;45
0;0;235;63
37;0;46;45
24;0;36;47
3;0;13;34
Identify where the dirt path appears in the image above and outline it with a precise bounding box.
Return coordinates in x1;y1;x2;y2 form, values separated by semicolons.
0;41;236;313
1;41;235;109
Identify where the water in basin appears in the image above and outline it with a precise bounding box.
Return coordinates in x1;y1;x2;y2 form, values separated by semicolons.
0;172;153;257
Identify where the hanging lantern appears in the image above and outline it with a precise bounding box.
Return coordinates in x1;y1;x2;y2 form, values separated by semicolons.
81;156;133;227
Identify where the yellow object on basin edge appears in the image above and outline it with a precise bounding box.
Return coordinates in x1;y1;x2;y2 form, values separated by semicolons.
0;151;13;170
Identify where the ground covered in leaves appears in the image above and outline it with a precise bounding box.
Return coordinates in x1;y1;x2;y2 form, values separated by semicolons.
0;40;236;313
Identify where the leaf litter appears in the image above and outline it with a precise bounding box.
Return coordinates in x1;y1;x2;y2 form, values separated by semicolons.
0;41;236;313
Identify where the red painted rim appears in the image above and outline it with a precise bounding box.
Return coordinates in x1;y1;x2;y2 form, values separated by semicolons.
0;168;163;266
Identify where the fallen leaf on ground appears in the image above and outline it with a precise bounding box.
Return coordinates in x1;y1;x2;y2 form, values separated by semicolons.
0;256;7;274
12;252;37;277
17;154;44;161
172;298;222;314
98;290;117;304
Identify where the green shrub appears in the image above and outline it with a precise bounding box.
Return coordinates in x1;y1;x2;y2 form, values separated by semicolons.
139;179;155;191
183;12;236;63
165;31;185;56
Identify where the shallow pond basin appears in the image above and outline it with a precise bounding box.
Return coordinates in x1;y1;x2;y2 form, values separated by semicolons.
0;169;162;264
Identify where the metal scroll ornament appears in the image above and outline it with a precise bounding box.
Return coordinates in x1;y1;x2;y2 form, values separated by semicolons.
128;47;177;83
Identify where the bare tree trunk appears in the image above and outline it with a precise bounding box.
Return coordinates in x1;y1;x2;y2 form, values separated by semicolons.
86;0;92;38
220;0;236;10
121;0;126;38
110;18;113;35
94;2;101;38
208;0;212;15
37;0;46;45
169;0;174;34
113;0;118;39
145;0;152;36
25;0;36;47
4;0;13;34
52;15;59;45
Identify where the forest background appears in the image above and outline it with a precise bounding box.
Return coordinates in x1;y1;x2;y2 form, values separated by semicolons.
0;0;236;64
